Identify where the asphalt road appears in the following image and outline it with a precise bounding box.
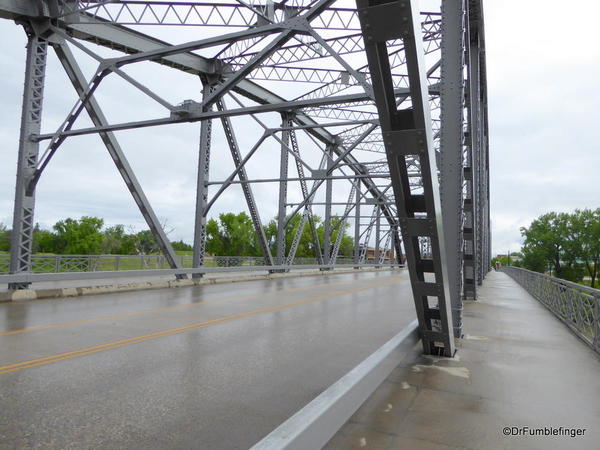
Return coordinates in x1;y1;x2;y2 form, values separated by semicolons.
0;269;415;449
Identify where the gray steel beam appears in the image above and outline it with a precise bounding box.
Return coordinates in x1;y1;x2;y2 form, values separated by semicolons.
42;15;402;226
357;0;455;356
286;147;324;265
354;178;361;264
331;184;357;264
276;113;290;266
216;100;274;265
8;32;48;289
192;84;213;274
32;90;415;142
0;0;38;20
467;9;482;288
322;144;334;266
440;0;465;335
53;40;185;279
375;207;381;263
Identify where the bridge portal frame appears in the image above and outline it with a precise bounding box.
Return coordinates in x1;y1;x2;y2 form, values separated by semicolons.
1;0;489;355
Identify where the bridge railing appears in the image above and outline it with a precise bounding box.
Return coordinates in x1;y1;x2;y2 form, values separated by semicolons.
501;266;600;354
0;254;389;274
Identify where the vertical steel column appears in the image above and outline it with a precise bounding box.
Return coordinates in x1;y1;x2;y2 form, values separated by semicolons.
354;178;361;264
53;41;185;279
276;113;290;266
9;33;48;290
331;184;356;264
440;0;466;336
357;0;456;356
375;207;381;263
392;226;404;265
192;83;213;274
322;144;334;266
482;74;491;273
462;2;478;298
467;12;483;287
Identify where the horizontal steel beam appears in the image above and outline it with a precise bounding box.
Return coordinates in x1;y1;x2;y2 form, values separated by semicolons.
32;89;419;141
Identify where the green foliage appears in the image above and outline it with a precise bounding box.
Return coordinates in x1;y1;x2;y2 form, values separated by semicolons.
53;216;105;254
0;223;10;252
491;253;522;269
171;240;193;252
206;212;261;256
519;209;600;285
101;225;128;254
264;213;354;259
132;229;160;255
569;209;600;287
264;214;322;258
33;229;59;253
5;210;358;262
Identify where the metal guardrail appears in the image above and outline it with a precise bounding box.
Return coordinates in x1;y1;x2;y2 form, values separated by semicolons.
0;254;378;274
501;266;600;354
0;262;404;287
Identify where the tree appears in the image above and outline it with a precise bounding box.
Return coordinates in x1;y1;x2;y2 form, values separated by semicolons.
132;229;160;255
0;223;10;252
53;216;104;254
520;212;572;277
171;240;193;252
101;225;128;254
206;212;261;256
264;213;323;259
491;253;523;269
264;213;355;261
570;209;600;288
33;229;59;253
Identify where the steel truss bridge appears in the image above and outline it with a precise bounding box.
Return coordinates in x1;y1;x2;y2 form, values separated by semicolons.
1;0;490;357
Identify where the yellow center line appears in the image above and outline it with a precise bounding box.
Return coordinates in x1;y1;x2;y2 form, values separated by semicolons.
0;273;401;337
0;278;402;375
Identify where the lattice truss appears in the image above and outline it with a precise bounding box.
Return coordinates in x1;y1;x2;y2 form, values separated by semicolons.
3;0;448;280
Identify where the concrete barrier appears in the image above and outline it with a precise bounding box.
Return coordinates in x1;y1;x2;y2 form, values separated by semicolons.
0;267;402;302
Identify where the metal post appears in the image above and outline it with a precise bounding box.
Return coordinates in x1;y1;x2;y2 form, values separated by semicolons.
467;7;484;287
9;32;48;290
463;2;479;299
375;207;381;265
354;178;361;265
440;0;466;336
276;113;290;266
322;144;334;267
192;83;213;276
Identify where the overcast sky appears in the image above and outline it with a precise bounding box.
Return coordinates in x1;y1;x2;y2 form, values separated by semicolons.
0;0;598;256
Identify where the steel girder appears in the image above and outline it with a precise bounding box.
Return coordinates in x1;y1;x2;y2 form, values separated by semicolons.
8;32;47;290
1;0;490;357
356;0;456;356
439;0;466;336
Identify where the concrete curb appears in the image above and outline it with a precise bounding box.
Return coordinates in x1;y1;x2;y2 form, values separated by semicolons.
251;320;420;450
0;267;401;302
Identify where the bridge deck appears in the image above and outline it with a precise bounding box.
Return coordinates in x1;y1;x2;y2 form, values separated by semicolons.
326;271;600;450
0;269;414;449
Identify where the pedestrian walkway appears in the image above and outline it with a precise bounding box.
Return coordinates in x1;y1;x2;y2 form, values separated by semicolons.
325;271;600;449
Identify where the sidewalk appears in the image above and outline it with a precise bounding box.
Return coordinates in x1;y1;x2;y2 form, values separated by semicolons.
325;271;600;449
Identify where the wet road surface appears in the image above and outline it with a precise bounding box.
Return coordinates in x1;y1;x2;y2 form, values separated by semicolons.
0;270;415;449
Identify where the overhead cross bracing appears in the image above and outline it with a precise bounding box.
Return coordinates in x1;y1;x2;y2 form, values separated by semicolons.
1;0;490;355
